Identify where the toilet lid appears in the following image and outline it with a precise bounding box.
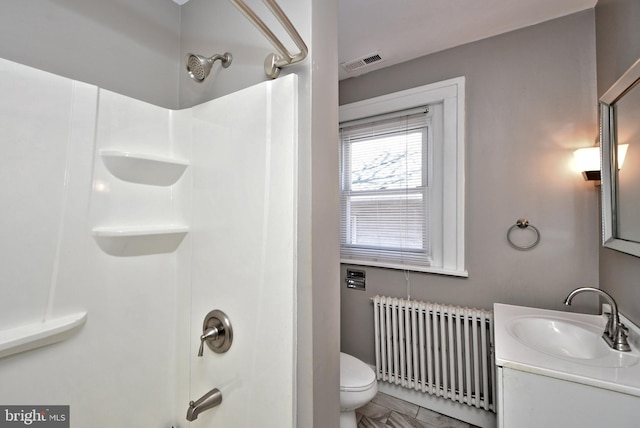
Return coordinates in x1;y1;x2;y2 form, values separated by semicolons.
340;352;376;392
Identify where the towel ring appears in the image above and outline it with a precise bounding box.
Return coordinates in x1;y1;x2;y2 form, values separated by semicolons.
507;218;540;250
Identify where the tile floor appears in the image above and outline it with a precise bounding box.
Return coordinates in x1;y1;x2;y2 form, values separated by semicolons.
356;392;480;428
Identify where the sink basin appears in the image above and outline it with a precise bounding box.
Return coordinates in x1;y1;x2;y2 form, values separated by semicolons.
507;316;608;359
495;303;640;398
505;314;638;368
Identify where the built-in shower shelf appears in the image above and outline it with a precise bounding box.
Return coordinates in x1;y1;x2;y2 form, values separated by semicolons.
0;311;87;359
100;150;189;186
92;225;189;256
92;225;189;237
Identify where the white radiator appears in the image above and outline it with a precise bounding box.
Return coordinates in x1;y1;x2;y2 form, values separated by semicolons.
372;295;496;412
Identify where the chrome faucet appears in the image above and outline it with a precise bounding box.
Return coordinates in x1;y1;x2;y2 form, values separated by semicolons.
564;287;631;352
186;388;223;421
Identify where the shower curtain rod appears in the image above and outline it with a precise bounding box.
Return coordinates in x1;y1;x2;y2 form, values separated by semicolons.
229;0;308;79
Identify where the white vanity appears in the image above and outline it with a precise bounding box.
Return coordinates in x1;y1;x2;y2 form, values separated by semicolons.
494;302;640;428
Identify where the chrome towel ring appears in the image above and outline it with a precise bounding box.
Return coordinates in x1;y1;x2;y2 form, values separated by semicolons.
507;218;540;250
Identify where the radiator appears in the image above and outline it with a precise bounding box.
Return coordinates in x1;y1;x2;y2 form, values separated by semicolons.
372;295;496;412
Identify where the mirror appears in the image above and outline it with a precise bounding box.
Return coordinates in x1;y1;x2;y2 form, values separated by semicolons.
600;58;640;257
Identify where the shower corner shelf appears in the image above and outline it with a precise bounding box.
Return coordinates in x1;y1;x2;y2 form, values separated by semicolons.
100;150;189;186
92;225;189;256
0;311;87;359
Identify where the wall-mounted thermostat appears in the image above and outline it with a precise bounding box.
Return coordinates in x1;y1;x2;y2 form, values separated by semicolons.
345;269;366;290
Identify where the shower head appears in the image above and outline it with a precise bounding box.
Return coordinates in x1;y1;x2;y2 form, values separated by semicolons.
185;52;233;83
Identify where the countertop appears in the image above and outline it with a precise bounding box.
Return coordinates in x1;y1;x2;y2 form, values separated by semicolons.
494;303;640;398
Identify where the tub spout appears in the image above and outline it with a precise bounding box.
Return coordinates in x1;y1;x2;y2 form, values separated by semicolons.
186;388;222;421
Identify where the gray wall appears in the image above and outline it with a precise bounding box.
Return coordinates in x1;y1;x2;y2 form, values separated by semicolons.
596;0;640;327
178;0;308;108
0;0;181;108
339;10;600;364
308;1;341;426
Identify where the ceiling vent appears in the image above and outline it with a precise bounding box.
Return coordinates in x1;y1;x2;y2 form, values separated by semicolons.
340;51;384;73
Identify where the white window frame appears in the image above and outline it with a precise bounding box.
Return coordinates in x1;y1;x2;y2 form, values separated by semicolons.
339;77;466;277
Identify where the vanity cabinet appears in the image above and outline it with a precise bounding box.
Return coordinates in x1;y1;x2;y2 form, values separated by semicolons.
497;366;639;428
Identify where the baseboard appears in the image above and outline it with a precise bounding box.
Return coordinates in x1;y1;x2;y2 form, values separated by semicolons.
376;382;497;428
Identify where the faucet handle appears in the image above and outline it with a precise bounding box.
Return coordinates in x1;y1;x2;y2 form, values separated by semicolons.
614;324;632;352
198;310;233;356
198;327;220;357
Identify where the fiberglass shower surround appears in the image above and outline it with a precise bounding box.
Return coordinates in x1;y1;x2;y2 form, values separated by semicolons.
0;56;298;427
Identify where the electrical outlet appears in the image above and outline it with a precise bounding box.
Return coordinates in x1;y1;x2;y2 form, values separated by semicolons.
345;269;366;290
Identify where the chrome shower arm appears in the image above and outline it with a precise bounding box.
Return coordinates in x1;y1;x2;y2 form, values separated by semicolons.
229;0;308;79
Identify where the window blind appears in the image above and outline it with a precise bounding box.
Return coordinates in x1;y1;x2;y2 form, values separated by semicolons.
339;109;431;269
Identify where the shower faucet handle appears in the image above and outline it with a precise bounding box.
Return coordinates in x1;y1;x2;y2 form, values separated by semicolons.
196;310;233;356
197;327;220;357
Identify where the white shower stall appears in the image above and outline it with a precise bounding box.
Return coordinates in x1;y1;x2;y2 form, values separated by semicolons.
0;57;297;427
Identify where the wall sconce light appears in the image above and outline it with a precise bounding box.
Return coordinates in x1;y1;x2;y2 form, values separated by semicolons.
573;144;628;181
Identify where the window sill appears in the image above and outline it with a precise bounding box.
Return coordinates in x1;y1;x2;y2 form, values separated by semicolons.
340;259;468;278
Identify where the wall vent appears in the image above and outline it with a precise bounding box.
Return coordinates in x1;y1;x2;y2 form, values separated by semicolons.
340;51;384;73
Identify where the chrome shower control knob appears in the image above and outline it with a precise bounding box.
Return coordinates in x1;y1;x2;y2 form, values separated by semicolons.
197;327;220;357
197;310;233;356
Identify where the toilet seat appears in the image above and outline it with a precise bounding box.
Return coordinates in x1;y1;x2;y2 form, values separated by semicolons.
340;352;377;392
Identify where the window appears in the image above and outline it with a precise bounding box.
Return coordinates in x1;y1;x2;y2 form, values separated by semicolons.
339;77;466;277
340;108;431;266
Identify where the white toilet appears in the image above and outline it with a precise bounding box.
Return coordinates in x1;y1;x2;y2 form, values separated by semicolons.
340;352;378;428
